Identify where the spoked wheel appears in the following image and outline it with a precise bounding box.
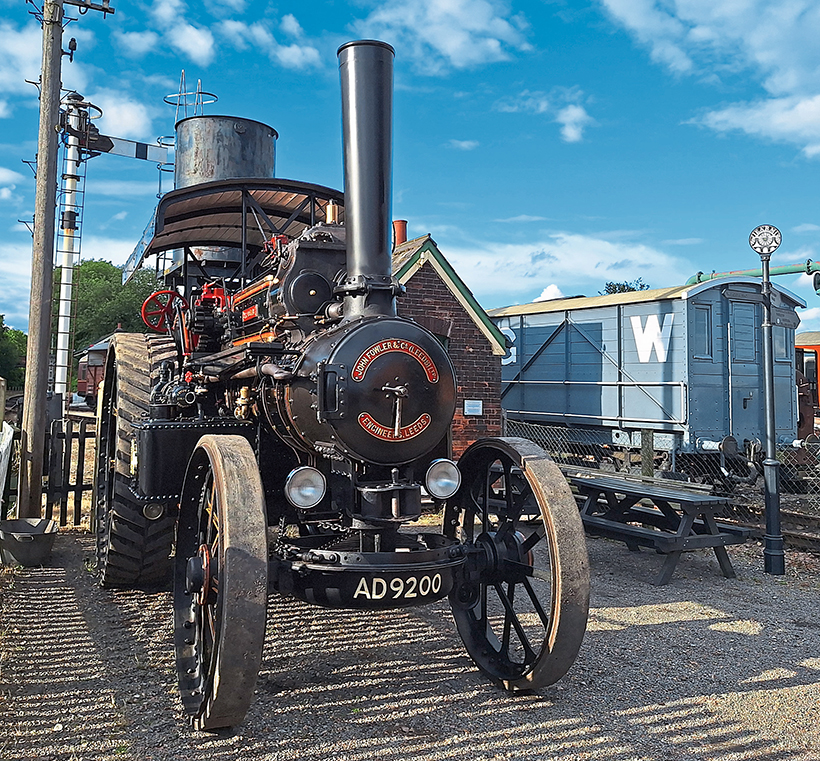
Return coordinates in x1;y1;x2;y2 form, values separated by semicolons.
141;290;188;332
446;437;589;691
174;435;268;730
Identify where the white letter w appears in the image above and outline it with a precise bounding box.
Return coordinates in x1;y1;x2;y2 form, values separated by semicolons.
630;314;674;363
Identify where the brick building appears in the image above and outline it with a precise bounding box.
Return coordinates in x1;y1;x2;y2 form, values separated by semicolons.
392;231;506;457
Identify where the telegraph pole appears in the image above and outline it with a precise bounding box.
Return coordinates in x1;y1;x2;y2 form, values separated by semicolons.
19;0;115;518
19;0;64;518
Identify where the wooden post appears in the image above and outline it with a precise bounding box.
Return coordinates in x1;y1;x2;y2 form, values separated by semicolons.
19;0;64;519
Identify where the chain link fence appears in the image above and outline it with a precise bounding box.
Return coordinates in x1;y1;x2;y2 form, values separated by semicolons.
505;418;820;551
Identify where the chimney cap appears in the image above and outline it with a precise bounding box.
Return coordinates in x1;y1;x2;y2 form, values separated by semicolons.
393;219;408;247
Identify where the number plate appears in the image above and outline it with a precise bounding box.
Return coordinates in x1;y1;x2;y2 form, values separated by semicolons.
353;572;443;602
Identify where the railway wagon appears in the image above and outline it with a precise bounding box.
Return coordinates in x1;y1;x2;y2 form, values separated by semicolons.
75;336;109;409
796;331;820;408
490;279;805;473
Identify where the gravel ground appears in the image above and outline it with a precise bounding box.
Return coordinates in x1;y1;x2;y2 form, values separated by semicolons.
0;532;818;761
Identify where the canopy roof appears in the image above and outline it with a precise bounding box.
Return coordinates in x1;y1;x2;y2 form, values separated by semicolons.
123;178;344;281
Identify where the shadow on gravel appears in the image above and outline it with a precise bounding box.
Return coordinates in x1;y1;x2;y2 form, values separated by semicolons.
1;532;817;761
0;541;136;760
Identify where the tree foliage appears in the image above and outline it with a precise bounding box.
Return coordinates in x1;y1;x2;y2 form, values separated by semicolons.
0;315;27;387
54;260;158;354
599;278;651;295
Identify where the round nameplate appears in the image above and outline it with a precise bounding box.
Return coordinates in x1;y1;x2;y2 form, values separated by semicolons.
749;224;781;255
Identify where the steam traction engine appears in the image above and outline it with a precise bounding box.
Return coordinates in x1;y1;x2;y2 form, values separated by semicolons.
94;41;590;729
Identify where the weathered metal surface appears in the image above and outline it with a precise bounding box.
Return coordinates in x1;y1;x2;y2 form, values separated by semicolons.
174;115;277;189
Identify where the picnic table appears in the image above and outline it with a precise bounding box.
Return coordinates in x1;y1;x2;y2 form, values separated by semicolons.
568;474;751;585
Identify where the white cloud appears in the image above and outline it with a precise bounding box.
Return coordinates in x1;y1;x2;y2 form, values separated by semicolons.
208;0;246;11
274;44;322;70
0;22;42;96
599;1;820;155
699;94;820;158
599;0;694;74
147;0;215;65
82;235;140;266
87;90;154;140
0;167;25;185
219;20;274;50
495;90;550;114
355;0;531;74
281;14;304;38
0;234;143;329
442;230;691;307
219;20;320;69
555;104;593;142
114;30;160;58
798;305;820;332
495;215;548;223
495;87;595;142
794;223;820;233
167;23;215;66
534;283;564;301
89;180;159;198
0;241;35;329
0;166;25;203
151;0;185;27
449;139;479;150
662;237;704;245
0;100;9;118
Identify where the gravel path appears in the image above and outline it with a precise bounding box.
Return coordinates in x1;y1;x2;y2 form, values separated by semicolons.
1;532;818;761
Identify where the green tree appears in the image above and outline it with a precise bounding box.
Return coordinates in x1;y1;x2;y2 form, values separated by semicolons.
599;278;651;295
54;260;158;355
0;315;27;387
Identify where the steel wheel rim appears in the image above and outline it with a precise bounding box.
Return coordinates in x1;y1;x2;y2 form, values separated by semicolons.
448;438;589;691
173;435;268;730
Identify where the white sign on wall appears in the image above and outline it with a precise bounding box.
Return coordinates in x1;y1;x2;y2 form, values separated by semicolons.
630;313;674;363
463;400;483;416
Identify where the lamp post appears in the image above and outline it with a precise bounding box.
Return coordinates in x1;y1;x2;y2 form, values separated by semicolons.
749;224;785;575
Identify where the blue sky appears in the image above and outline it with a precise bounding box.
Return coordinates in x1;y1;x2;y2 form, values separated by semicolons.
2;0;820;332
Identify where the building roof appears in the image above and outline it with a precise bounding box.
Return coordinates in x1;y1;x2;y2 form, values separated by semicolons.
489;276;806;318
75;337;111;359
392;235;507;356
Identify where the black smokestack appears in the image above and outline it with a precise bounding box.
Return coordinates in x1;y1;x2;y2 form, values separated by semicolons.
337;40;396;318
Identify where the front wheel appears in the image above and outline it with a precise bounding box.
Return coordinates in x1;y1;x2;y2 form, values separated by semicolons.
174;435;268;730
446;437;589;691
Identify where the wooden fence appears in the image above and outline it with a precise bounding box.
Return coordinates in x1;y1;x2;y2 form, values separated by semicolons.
1;414;96;527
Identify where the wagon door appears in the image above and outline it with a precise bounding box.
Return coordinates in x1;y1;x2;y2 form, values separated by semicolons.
727;300;763;440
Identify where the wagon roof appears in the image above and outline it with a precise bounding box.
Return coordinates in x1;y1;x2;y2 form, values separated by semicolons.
488;277;805;317
796;331;820;346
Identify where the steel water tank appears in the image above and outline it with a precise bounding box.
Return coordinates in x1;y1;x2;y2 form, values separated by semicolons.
174;116;277;189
